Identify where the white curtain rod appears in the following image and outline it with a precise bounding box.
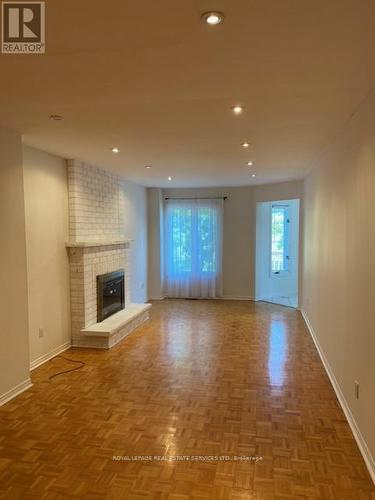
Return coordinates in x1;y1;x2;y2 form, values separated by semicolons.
164;196;228;201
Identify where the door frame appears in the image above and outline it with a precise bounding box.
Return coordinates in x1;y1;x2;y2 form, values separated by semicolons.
255;198;301;308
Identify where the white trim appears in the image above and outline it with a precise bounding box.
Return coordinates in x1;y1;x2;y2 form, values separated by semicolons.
220;296;254;301
30;341;71;371
301;310;375;485
0;378;32;407
149;296;254;301
148;296;165;301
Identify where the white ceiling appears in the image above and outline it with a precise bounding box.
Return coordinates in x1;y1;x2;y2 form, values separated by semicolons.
1;0;375;187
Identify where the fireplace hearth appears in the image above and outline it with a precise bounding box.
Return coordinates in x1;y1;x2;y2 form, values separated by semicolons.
97;269;125;322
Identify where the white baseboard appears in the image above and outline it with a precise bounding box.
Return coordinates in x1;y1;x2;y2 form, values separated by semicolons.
220;296;254;301
30;341;71;371
301;310;375;485
0;378;32;407
149;296;254;301
148;296;165;301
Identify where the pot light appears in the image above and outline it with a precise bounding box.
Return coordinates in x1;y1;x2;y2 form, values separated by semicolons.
242;142;250;148
201;11;224;25
232;105;243;114
111;147;120;154
168;176;172;181
247;161;253;166
144;165;152;169
251;173;256;178
49;114;63;121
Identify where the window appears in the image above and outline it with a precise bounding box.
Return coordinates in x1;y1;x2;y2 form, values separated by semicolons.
198;207;218;273
165;199;223;297
169;206;193;273
271;205;290;273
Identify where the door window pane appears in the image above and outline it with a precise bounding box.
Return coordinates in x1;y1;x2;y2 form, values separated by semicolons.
271;206;290;273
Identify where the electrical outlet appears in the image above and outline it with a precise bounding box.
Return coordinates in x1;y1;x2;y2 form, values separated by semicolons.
354;380;360;400
39;327;44;339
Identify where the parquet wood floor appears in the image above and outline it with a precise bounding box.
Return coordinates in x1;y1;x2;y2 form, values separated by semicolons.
0;300;374;499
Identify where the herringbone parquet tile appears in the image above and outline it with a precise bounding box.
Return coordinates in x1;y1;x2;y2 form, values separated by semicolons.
0;300;374;499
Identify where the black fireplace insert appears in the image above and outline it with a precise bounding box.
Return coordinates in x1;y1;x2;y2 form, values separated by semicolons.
97;269;125;322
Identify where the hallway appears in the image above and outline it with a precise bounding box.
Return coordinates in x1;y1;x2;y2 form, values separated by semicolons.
0;300;373;499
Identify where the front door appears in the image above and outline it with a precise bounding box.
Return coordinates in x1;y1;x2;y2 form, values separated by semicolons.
255;199;299;308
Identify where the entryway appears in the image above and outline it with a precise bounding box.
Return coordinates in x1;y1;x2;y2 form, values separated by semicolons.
255;199;300;308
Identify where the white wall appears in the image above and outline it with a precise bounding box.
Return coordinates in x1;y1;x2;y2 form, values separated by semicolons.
302;91;375;479
122;180;148;303
149;181;303;300
0;128;30;402
151;186;254;299
23;146;71;368
147;188;164;300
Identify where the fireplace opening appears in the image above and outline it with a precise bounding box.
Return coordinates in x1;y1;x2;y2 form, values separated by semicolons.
97;270;125;322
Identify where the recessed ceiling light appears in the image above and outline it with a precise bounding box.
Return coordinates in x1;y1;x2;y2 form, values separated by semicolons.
247;161;253;166
144;165;152;169
111;147;120;154
168;176;172;181
242;142;250;148
232;105;243;114
251;173;256;178
49;114;63;121
201;11;224;25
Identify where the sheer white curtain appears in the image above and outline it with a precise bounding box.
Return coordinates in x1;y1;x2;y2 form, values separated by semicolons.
164;198;223;298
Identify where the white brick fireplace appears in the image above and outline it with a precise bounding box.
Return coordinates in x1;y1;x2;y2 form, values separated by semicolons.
66;160;150;349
